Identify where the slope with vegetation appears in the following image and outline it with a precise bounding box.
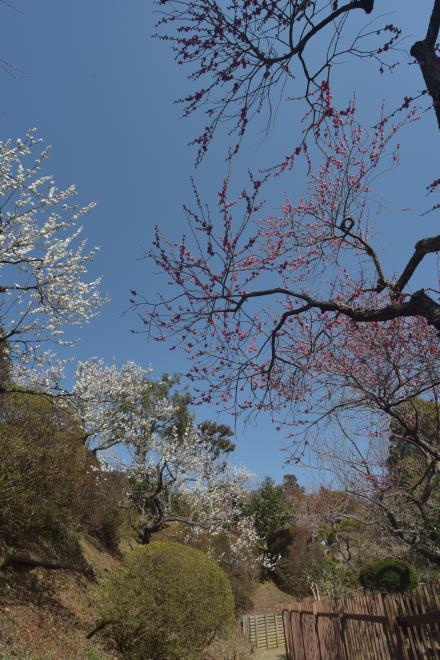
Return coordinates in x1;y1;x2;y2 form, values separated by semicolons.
0;371;255;659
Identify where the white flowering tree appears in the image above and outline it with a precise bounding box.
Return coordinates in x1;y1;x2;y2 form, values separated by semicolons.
0;130;103;383
71;359;257;560
72;359;170;452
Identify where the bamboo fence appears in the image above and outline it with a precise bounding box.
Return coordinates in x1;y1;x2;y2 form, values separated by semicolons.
242;612;285;649
283;583;440;659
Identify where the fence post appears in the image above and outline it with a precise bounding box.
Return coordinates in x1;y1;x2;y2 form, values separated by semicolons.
289;606;296;660
283;607;295;659
297;604;305;660
337;599;349;660
313;601;322;660
274;612;280;647
282;609;290;659
381;593;406;660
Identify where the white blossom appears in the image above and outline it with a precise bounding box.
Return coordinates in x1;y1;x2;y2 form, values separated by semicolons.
72;358;164;450
72;358;258;561
0;130;104;370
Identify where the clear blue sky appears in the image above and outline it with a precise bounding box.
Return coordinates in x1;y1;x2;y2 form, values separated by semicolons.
1;1;438;487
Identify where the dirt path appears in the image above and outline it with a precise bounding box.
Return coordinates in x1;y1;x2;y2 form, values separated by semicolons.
252;647;286;659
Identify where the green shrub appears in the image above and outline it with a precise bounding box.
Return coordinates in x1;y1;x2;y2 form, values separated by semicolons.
0;391;125;550
307;558;355;598
0;393;84;542
99;541;234;659
358;559;419;593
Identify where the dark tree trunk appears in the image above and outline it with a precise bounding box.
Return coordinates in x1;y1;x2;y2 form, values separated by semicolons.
411;39;440;129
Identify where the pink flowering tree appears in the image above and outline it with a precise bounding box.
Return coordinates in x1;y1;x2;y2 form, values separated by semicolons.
137;100;440;454
140;1;440;482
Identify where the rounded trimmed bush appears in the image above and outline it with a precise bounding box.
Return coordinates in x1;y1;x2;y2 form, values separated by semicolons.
99;541;234;659
358;559;419;593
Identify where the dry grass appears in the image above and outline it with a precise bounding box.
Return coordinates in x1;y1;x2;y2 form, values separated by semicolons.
249;581;293;614
0;537;120;660
204;622;253;659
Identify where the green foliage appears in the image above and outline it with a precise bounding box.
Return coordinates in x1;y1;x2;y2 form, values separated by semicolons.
282;474;304;505
163;521;259;616
245;477;293;541
307;558;355;599
0;391;125;549
385;399;440;564
99;541;235;659
150;373;194;441
198;420;235;458
388;398;439;477
359;559;419;593
196;534;260;615
227;563;257;614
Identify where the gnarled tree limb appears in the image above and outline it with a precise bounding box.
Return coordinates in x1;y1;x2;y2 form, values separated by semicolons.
411;0;440;128
395;234;440;293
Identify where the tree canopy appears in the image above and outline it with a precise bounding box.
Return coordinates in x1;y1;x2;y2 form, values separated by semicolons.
139;1;440;466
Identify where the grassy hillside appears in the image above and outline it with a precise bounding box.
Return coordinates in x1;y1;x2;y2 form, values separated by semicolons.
0;390;282;658
0;535;258;660
0;537;120;659
249;582;293;614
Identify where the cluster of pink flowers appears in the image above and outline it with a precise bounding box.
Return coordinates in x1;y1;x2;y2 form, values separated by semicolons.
138;100;433;456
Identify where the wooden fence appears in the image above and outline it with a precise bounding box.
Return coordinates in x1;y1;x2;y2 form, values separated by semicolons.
283;583;440;659
242;612;285;649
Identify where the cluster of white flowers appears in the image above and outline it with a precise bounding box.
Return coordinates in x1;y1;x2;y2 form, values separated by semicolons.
182;460;260;567
72;358;258;561
0;131;103;370
13;351;66;391
72;358;165;450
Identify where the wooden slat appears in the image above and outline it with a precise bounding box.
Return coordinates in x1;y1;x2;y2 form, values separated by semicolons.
423;584;440;655
283;584;440;660
241;612;287;650
343;612;387;624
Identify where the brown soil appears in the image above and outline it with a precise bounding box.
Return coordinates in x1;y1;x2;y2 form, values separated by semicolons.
249;581;293;614
253;650;287;660
0;537;119;659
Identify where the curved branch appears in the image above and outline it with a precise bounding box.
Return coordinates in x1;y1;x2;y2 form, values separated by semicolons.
426;0;440;46
343;228;388;290
293;0;374;58
231;287;440;330
253;0;375;66
395;234;440;293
